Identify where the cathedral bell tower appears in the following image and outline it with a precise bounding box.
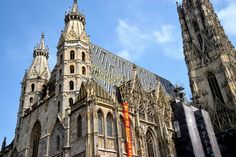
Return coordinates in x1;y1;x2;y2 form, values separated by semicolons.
177;0;236;132
56;0;91;118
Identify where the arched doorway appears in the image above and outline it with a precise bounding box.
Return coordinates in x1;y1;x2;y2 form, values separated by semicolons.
146;130;155;157
30;121;41;157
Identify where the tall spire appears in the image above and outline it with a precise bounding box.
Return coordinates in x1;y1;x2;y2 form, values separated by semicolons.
39;32;45;50
71;0;78;13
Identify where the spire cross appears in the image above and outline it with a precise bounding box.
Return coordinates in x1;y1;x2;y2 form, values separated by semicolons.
74;0;77;4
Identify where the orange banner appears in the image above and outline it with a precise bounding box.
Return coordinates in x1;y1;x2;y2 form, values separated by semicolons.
123;101;133;157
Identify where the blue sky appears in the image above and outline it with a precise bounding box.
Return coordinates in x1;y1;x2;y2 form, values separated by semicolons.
0;0;236;145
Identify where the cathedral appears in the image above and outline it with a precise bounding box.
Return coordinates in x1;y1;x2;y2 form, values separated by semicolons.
0;0;236;157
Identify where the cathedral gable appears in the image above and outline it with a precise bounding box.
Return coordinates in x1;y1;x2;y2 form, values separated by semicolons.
66;27;79;40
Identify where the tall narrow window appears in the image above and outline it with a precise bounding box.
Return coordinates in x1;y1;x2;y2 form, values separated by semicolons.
82;52;86;61
59;69;62;77
59;84;62;93
31;121;41;157
70;50;75;60
106;113;113;137
193;21;200;32
60;54;63;63
208;72;224;103
78;115;82;138
120;116;126;140
69;98;73;106
56;135;60;151
31;84;35;92
146;130;155;157
98;110;103;135
57;101;61;113
82;66;86;75
69;81;74;90
42;85;47;98
70;65;75;74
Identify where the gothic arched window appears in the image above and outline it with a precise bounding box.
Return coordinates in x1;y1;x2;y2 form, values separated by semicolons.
82;52;86;61
77;115;82;138
70;65;75;74
82;66;86;75
69;98;73;106
146;130;155;157
70;50;75;60
98;110;104;135
69;81;74;90
106;112;113;137
207;72;224;103
120;116;126;140
56;135;60;151
31;121;41;157
31;84;35;92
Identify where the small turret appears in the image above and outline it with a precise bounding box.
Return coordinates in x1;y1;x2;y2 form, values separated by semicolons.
27;33;50;81
20;33;51;110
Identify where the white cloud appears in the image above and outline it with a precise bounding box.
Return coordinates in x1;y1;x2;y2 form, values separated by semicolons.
116;19;183;60
154;25;175;44
218;3;236;37
153;25;184;60
116;19;150;60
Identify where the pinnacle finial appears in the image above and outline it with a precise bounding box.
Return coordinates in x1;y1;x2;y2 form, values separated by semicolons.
74;0;77;4
39;32;45;50
1;137;6;151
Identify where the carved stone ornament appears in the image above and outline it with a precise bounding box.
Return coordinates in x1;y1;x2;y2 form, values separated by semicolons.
66;27;78;40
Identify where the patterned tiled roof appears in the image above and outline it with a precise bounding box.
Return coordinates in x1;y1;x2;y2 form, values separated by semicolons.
90;43;176;97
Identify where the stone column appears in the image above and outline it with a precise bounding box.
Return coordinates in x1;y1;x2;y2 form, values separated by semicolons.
45;134;50;157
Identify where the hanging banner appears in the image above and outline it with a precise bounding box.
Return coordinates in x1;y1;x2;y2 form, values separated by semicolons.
122;101;133;157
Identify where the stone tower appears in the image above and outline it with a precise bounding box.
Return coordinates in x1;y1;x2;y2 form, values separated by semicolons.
56;0;91;118
177;0;236;132
16;32;50;128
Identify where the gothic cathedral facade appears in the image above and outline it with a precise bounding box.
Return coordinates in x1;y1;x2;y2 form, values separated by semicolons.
1;1;177;157
1;0;236;157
